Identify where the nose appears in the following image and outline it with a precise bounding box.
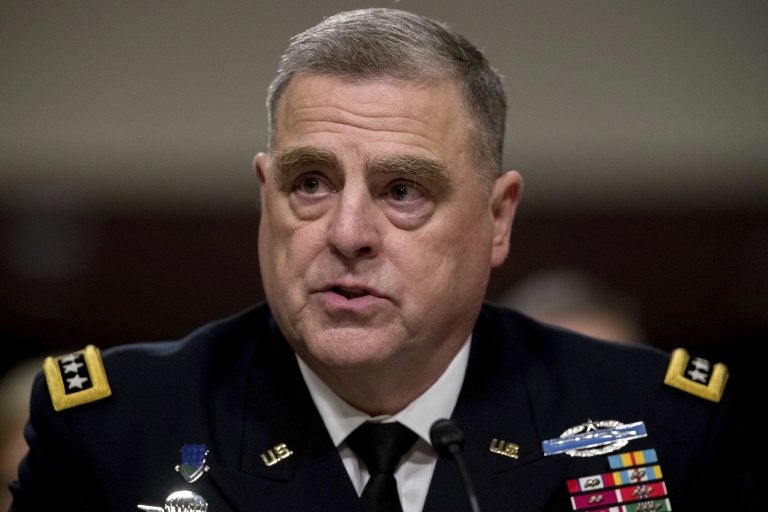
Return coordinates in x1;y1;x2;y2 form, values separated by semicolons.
326;186;381;260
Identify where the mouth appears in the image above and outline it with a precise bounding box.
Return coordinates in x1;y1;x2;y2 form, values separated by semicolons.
316;281;391;311
330;285;371;300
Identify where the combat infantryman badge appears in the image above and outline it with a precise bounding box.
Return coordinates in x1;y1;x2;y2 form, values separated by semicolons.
43;345;112;411
542;419;647;457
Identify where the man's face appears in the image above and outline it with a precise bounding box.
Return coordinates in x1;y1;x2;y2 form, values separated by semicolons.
255;73;521;380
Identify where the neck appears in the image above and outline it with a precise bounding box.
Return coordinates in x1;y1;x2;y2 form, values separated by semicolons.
305;341;465;416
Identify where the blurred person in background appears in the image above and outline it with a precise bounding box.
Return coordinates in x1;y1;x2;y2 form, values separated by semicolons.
0;360;40;512
497;266;646;345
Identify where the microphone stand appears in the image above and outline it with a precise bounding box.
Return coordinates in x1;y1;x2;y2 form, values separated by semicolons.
430;418;482;512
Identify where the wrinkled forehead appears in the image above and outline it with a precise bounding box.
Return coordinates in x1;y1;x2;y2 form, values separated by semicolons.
272;73;472;146
279;70;463;106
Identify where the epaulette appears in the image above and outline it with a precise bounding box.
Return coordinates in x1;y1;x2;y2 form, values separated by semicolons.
42;345;112;411
663;347;728;403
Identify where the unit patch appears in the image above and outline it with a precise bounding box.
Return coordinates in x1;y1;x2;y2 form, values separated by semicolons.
663;348;728;403
176;444;210;483
43;345;112;411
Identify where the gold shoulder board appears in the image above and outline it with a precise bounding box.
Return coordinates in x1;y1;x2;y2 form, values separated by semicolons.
43;345;112;411
663;347;728;403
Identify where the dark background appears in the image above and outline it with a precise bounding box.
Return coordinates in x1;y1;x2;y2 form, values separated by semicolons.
3;207;765;379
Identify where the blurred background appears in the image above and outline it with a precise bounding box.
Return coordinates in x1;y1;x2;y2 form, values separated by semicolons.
2;0;766;374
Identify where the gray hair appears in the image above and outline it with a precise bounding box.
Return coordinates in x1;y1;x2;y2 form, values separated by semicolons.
266;8;507;179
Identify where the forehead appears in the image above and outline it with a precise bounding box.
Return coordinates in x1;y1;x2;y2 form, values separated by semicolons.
272;73;472;160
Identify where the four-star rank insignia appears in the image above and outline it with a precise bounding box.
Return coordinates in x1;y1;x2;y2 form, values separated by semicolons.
43;345;112;411
664;347;728;402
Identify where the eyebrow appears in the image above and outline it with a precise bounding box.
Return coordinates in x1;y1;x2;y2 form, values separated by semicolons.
271;146;454;196
271;147;341;191
367;154;453;196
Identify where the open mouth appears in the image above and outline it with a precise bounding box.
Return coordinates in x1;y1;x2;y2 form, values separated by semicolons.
331;286;369;300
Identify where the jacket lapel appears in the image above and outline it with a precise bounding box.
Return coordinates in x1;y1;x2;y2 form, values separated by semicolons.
202;307;577;511
206;319;364;512
423;309;574;512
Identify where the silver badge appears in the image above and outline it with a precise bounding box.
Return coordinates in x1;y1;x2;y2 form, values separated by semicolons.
542;419;647;457
138;490;208;512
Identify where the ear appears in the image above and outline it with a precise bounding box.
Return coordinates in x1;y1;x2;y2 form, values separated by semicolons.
253;152;269;185
489;170;523;268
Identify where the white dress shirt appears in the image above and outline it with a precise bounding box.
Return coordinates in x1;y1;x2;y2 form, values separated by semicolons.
297;336;471;512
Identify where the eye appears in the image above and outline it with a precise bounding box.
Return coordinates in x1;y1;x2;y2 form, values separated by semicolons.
380;178;435;229
294;173;331;196
386;180;425;202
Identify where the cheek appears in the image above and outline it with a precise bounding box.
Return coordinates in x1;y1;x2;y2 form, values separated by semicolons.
415;210;494;282
261;192;305;248
398;216;492;279
435;202;494;249
259;202;296;288
260;206;327;276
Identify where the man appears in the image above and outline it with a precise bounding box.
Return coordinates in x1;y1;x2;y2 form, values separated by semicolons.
10;8;758;512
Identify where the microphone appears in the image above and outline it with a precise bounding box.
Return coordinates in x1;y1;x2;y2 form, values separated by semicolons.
430;418;482;512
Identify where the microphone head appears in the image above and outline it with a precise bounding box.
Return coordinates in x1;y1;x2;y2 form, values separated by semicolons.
430;418;465;458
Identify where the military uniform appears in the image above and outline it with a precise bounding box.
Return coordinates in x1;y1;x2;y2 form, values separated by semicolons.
10;303;759;511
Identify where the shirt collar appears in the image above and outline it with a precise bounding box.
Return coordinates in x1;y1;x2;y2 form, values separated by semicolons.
297;336;471;447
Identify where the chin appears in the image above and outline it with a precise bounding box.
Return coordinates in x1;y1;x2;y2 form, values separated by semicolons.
302;332;399;371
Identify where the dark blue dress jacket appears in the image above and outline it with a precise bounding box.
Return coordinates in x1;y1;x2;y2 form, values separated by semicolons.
10;303;759;511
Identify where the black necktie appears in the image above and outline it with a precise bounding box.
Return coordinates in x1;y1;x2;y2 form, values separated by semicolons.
346;422;419;512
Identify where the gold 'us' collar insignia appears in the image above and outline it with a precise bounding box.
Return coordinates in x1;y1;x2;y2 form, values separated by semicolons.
261;443;293;467
43;345;112;411
490;438;519;459
663;347;728;403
